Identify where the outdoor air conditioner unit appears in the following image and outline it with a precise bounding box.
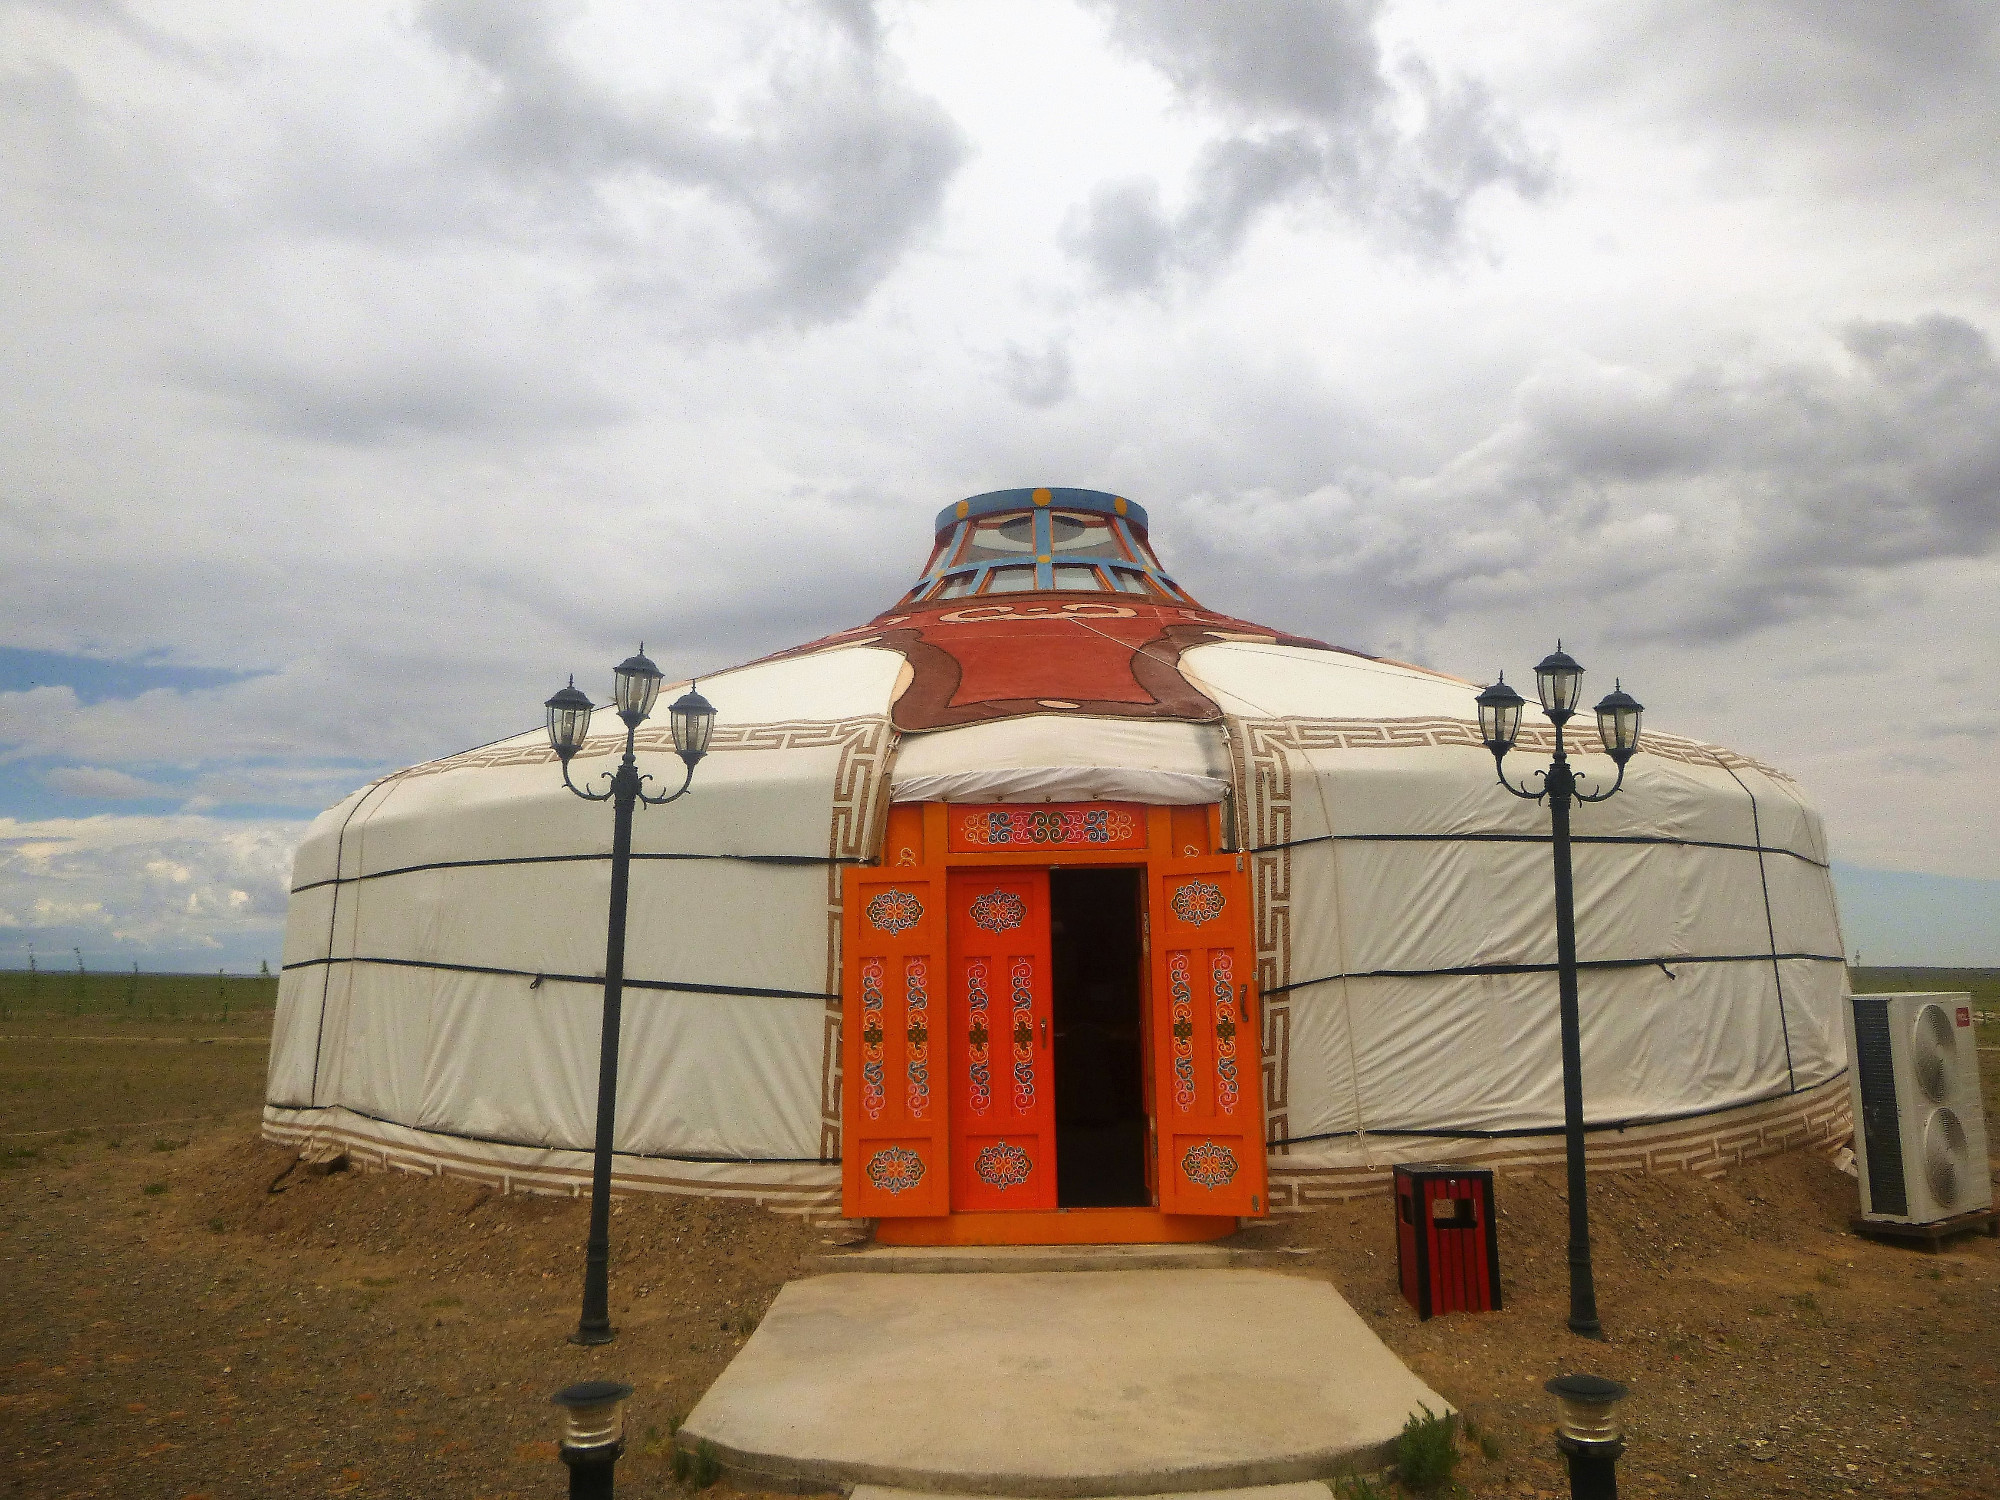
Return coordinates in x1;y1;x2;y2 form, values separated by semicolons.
1844;991;1991;1225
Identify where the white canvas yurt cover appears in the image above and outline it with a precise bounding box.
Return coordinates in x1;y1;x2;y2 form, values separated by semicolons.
266;488;1850;1220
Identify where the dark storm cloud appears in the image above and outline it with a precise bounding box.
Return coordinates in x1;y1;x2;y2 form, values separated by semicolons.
415;0;967;325
1063;0;1551;289
1580;2;2000;189
999;340;1075;408
1172;314;2000;644
3;3;968;446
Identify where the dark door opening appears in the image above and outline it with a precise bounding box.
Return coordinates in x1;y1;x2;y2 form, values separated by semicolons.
1050;867;1149;1208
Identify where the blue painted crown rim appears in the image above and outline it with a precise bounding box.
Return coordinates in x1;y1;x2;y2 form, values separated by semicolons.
932;488;1150;536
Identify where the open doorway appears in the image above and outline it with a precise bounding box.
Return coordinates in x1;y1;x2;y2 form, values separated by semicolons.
1049;867;1149;1208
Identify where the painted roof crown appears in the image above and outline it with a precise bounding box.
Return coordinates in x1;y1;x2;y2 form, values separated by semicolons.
908;487;1185;606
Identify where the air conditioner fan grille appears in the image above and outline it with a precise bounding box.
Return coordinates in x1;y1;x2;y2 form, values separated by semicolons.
1912;1003;1955;1104
1923;1106;1968;1211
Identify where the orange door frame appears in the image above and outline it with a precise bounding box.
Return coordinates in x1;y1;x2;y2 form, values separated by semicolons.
854;801;1261;1246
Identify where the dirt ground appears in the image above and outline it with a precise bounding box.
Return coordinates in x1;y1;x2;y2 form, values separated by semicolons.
1283;1151;2000;1498
2;1118;831;1499
3;993;1997;1499
4;1118;1994;1500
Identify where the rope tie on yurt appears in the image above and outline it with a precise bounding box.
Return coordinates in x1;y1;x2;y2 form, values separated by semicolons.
1262;948;1844;994
1710;752;1797;1094
300;719;535;1108
310;774;400;1109
1242;828;1831;868
1157;630;1373;1167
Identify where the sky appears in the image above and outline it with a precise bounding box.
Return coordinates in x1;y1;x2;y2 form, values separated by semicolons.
2;0;1997;971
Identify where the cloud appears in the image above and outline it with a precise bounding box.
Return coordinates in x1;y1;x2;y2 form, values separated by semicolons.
1064;0;1552;289
1171;314;2000;643
412;0;968;326
2;1;969;448
43;765;163;799
0;813;303;964
998;340;1075;408
1576;2;2000;192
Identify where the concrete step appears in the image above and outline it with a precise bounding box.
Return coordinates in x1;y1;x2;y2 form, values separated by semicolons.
805;1243;1321;1275
679;1269;1446;1497
852;1484;1337;1500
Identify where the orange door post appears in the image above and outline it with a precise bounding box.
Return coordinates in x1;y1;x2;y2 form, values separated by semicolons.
946;868;1058;1212
1148;854;1269;1218
841;868;950;1217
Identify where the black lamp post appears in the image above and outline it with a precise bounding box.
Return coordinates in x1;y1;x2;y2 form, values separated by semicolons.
1477;647;1643;1339
546;649;717;1346
1545;1373;1630;1498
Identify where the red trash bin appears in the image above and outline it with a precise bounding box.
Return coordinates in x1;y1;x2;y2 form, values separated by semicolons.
1394;1163;1501;1320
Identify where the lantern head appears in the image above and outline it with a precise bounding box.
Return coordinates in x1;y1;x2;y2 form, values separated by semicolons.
668;683;717;769
1475;675;1526;756
1594;681;1643;763
611;648;663;725
544;678;594;762
1534;645;1585;722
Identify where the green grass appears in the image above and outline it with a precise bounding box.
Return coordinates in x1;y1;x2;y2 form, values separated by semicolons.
0;1013;273;1134
1394;1404;1460;1495
1848;967;1999;1008
0;969;277;1020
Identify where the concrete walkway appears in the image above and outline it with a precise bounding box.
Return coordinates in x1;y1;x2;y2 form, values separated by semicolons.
805;1243;1321;1275
679;1269;1447;1496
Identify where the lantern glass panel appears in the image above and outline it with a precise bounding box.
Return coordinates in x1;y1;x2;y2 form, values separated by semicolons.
1534;650;1584;717
544;683;593;759
1475;678;1526;751
669;687;717;764
612;652;663;721
1593;684;1644;758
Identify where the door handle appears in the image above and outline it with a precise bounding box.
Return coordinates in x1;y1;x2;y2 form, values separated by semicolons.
1040;1016;1049;1050
1238;983;1250;1024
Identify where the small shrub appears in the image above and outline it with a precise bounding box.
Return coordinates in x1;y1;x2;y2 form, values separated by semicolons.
690;1439;720;1489
0;1146;40;1170
1459;1413;1502;1462
1335;1474;1391;1500
207;1216;225;1233
1814;1266;1842;1287
151;1138;184;1153
1394;1404;1460;1495
1789;1292;1817;1313
1749;1302;1774;1316
673;1436;720;1489
142;1182;167;1197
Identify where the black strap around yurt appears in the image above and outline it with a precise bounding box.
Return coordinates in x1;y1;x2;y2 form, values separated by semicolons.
1243;828;1830;868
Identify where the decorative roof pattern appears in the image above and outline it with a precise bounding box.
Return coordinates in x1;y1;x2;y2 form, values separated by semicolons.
906;487;1187;606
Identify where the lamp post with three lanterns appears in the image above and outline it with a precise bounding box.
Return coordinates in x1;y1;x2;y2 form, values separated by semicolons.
544;650;716;1347
1476;647;1642;1340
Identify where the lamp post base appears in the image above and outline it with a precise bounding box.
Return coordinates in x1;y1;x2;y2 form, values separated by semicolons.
1555;1433;1624;1499
569;1324;616;1348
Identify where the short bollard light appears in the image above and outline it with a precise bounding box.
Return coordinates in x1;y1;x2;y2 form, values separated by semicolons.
552;1379;634;1500
1545;1374;1629;1500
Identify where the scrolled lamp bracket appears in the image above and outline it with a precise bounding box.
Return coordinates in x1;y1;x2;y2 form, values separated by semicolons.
1476;673;1545;800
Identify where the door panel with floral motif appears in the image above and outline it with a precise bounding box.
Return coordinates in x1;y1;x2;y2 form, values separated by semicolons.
841;869;949;1217
947;869;1057;1212
1149;856;1268;1217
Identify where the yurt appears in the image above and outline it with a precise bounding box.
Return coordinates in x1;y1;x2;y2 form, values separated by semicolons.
265;487;1851;1242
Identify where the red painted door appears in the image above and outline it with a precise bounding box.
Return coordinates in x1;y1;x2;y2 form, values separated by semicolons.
947;869;1057;1211
1149;855;1269;1217
841;869;949;1217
